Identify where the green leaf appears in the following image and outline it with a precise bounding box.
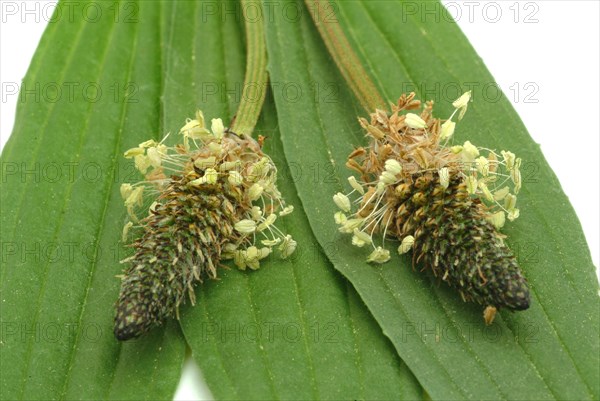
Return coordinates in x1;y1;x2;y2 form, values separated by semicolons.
179;95;421;400
0;2;186;399
265;0;599;399
156;2;421;398
2;0;423;399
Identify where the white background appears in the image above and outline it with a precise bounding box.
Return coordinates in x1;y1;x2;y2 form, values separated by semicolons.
1;1;598;400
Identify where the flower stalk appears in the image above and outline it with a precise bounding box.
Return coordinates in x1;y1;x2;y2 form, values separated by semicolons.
305;0;386;111
230;0;269;136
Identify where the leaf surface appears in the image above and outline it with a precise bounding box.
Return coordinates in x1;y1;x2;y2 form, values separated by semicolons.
1;1;423;399
0;2;186;399
265;1;600;399
156;3;421;398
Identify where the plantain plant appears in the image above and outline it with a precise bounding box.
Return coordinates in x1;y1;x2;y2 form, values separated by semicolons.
1;1;597;400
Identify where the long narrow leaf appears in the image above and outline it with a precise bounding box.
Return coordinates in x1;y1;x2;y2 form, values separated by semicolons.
0;2;187;399
265;1;599;399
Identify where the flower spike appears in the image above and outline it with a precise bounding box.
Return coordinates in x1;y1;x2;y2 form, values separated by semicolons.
334;92;529;323
114;111;295;340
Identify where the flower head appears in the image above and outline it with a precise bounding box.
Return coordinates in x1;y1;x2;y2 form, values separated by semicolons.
334;92;529;322
115;110;295;340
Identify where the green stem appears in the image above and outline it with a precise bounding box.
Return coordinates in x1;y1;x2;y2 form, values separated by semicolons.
305;0;387;112
230;0;269;136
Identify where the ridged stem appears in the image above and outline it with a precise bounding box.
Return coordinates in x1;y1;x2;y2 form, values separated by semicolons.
305;0;386;112
230;0;269;136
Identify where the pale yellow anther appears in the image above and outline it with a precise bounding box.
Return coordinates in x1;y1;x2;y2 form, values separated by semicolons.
333;192;351;212
124;147;144;159
228;171;244;186
488;152;498;173
493;186;510;201
279;235;297;258
453;91;471;120
405;113;427;129
211;118;225;139
334;211;347;225
203;168;218;185
453;91;472;109
351;229;372;248
234;219;257;234
466;175;478;195
147;147;162;168
366;247;391;264
251;206;262;221
440;120;456;140
504;193;517;211
476;156;489;176
249;157;270;180
279;205;294;216
219;160;241;171
195;110;206;126
248;183;264;201
379;171;397;185
245;246;261;270
122;221;133;242
134;154;151;174
261;238;282;246
501;151;516;170
462;141;480;162
233;250;247;270
338;218;365;234
487;210;506;229
138;139;157;148
257;247;271;260
124;186;144;211
257;214;277;231
438;167;450;189
348;176;364;194
246;246;259;260
479;181;494;202
194;156;217;169
180;115;211;140
223;243;238;253
398;235;415;254
384;159;403;175
511;159;522;193
451;145;463;154
120;183;133;200
208;142;223;156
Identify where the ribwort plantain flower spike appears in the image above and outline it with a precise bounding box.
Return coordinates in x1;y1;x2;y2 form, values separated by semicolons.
335;92;530;324
114;111;296;340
